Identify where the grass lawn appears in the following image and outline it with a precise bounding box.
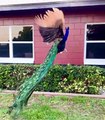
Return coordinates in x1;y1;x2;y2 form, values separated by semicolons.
0;93;105;120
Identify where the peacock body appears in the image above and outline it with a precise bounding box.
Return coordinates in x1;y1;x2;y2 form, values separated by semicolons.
8;8;69;118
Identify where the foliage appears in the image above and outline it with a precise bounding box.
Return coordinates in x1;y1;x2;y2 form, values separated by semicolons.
0;64;105;94
0;64;37;90
58;65;105;94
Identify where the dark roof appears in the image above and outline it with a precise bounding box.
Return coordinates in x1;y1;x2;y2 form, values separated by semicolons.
0;0;105;11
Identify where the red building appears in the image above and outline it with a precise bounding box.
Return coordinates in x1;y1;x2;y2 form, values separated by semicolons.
0;0;105;65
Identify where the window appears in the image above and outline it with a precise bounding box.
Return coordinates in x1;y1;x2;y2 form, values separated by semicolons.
84;23;105;65
0;25;34;63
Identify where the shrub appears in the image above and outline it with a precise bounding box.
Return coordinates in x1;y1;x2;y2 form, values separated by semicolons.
58;65;105;94
34;65;67;92
0;64;105;94
0;64;37;90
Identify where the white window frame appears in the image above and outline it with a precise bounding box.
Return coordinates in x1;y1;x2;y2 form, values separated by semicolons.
84;22;105;65
0;25;34;63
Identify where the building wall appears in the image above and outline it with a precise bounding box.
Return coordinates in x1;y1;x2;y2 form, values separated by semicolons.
35;10;105;65
0;10;105;65
66;11;105;65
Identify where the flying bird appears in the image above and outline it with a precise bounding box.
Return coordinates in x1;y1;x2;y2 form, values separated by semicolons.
8;8;69;118
35;8;70;53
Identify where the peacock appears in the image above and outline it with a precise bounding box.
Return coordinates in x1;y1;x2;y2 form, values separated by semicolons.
8;8;70;118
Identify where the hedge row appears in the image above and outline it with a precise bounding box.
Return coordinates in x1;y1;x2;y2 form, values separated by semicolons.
0;64;105;94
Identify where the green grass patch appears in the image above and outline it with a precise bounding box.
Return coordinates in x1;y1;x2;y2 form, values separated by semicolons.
0;93;105;120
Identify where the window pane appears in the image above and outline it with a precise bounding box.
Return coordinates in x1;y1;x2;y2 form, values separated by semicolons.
13;43;33;58
87;24;105;41
86;43;105;59
0;26;9;42
0;43;9;57
12;26;33;41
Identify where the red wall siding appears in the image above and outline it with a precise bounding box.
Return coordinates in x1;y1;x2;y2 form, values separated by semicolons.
0;17;34;26
0;10;105;65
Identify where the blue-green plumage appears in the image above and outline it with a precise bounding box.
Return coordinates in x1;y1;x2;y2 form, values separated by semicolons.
8;8;69;119
57;27;70;53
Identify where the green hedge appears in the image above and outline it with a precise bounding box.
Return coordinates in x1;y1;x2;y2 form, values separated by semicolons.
0;64;105;94
0;64;37;90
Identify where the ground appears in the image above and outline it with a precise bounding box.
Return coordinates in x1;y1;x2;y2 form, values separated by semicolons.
0;92;105;120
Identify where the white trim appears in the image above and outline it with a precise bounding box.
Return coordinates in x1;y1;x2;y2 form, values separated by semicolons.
0;0;70;6
0;25;34;64
84;22;105;65
84;59;105;65
85;22;105;25
0;58;34;63
9;27;13;58
84;24;86;64
0;0;105;12
32;26;35;64
12;41;33;44
86;41;105;43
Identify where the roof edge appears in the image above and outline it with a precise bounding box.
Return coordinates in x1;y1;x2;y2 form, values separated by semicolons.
0;0;105;12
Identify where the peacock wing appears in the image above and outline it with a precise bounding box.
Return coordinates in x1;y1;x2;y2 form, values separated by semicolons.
39;27;63;43
35;8;65;43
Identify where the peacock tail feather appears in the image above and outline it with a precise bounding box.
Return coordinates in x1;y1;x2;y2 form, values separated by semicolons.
8;40;60;118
